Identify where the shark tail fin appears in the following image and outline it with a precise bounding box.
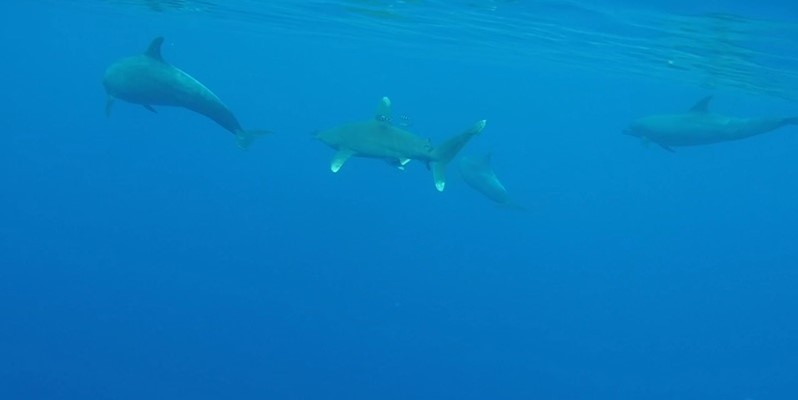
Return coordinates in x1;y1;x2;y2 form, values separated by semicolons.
429;120;486;192
235;129;272;150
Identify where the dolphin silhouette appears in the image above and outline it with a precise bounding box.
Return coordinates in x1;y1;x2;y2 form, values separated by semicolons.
103;37;268;149
459;154;522;209
314;97;486;192
624;96;797;152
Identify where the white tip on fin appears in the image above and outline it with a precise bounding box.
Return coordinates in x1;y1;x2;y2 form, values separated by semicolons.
331;149;354;173
431;162;447;192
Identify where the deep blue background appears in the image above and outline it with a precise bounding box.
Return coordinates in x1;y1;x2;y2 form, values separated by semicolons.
1;2;797;399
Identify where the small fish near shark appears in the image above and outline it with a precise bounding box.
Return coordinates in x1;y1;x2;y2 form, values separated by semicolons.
314;97;486;192
459;154;523;210
103;37;268;149
625;96;797;152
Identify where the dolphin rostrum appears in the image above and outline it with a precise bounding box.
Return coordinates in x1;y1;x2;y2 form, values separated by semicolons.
459;154;522;209
103;37;268;149
314;97;486;192
624;96;797;152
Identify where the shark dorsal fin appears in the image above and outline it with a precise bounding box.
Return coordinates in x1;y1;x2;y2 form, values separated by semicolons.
375;96;392;123
145;37;166;62
689;95;713;113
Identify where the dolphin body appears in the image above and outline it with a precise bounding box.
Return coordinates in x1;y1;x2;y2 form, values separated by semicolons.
314;97;486;192
103;37;266;149
459;154;521;209
625;96;797;152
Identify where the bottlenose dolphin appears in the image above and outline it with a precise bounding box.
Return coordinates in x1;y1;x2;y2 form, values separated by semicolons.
314;97;486;191
625;96;797;152
103;37;267;149
459;154;522;209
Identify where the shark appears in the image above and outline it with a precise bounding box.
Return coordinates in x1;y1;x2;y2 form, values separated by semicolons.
103;37;268;149
459;154;522;209
624;96;797;152
314;97;486;192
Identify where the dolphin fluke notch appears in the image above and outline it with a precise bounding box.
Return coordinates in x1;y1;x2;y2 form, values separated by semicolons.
689;95;713;113
145;36;166;61
430;119;486;192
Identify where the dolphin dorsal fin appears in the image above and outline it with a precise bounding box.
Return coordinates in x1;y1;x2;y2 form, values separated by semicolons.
145;37;166;62
689;95;713;113
375;96;392;123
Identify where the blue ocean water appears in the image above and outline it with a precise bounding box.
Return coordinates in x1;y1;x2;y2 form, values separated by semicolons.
1;1;797;399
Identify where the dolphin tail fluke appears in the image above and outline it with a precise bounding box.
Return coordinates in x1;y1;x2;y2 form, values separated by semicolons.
235;129;272;150
429;120;486;192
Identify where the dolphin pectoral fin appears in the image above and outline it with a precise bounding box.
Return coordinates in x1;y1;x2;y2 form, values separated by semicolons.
105;96;115;117
143;104;157;113
235;130;272;150
659;143;676;153
331;149;355;173
689;95;713;113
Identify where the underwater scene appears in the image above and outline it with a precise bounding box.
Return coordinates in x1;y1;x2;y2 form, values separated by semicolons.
1;0;797;399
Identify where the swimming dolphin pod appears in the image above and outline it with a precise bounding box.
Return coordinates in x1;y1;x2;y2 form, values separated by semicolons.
625;96;798;152
101;37;798;205
103;37;269;149
314;97;486;192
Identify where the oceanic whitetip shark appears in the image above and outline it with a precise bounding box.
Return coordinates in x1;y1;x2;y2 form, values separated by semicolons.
314;97;486;192
103;37;268;149
624;96;797;152
459;154;522;209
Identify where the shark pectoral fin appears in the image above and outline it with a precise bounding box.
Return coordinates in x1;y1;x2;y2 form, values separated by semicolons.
659;143;676;153
235;130;272;150
105;96;115;117
331;149;355;173
430;162;447;192
143;104;157;113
